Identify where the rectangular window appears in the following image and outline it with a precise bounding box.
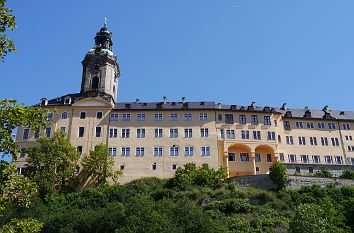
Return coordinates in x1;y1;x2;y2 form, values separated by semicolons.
153;147;163;156
137;113;145;121
239;115;246;124
154;128;163;138
80;112;86;119
184;113;192;121
135;147;145;157
267;131;276;140
121;147;131;156
331;138;339;146
225;114;234;124
45;127;52;138
96;112;103;119
266;154;272;163
251;115;258;125
347;146;354;152
284;121;291;130
199;113;208;121
33;132;39;139
288;154;297;163
60;127;66;132
253;131;261;140
220;129;225;139
201;128;209;137
172;164;178;170
286;136;294;145
170;113;178;121
226;130;235;139
169;128;178;138
154;113;163;121
298;136;306;145
95;127;102;137
201;147;210;156
301;155;309;163
169;147;179;156
310;137;317;146
324;155;333;164
184;128;192;138
137;128;146;138
255;153;261;162
152;163;157;171
335;156;343;164
121;129;130;138
321;137;329;146
185;147;194;156
240;153;249;162
296;122;303;128
109;128;118;138
307;122;314;129
109;147;117;156
78;127;84;137
348;158;354;165
342;123;350;130
122;113;131;121
328;122;336;129
318;122;325;129
345;135;353;141
228;153;236;161
241;130;249;139
110;113;119;121
312;155;321;164
279;153;285;162
23;128;30;140
218;114;223;121
264;116;271;125
77;146;83;155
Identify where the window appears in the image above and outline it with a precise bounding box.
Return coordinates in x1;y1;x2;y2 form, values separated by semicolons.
137;128;146;138
47;113;53;120
137;113;145;121
318;122;325;129
288;154;297;163
201;147;210;156
218;114;223;121
296;122;303;128
263;116;271;125
348;158;354;165
335;156;343;164
95;127;102;137
77;146;83;155
267;131;276;141
256;167;260;172
239;115;246;124
170;113;178;121
220;129;225;139
152;163;157;171
201;128;209;137
122;113;131;121
61;112;68;119
301;155;309;163
279;153;285;162
109;147;117;156
307;122;314;129
324;155;333;164
110;113;119;121
45;127;52;138
154;113;163;121
226;130;235;139
266;154;272;163
169;128;178;138
121;147;130;156
328;122;336;129
345;135;353;141
295;167;301;173
321;137;329;146
78;127;84;137
228;153;236;161
286;136;294;145
109;128;118;138
33;132;39;139
80;112;86;119
184;113;192;121
309;167;314;173
253;131;261;140
342;123;350;130
184;128;192;138
284;121;291;130
96;112;103;119
312;155;320;164
64;97;71;105
119;165;125;171
153;147;163;156
251;115;258;125
60;127;66;132
185;147;194;156
169;147;179;156
121;129;130;138
298;136;306;145
240;153;249;162
154;128;163;138
255;153;261;162
310;137;317;146
278;135;282;143
135;147;145;157
331;138;339;146
199;113;208;121
23;128;30;140
241;130;249;139
225;114;234;124
172;164;178;170
348;146;354;152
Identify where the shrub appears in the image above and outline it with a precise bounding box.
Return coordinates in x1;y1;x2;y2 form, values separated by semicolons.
339;170;354;180
2;218;43;233
314;167;333;178
269;161;289;189
205;198;255;214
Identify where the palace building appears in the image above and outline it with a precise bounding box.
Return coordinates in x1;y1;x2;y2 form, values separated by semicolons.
15;24;354;183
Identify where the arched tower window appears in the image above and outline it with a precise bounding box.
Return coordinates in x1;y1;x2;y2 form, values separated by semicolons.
113;85;116;95
92;76;99;90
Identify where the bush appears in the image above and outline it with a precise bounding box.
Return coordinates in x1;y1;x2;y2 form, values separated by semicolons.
1;218;43;233
269;161;289;189
205;198;255;214
314;167;333;178
339;170;354;180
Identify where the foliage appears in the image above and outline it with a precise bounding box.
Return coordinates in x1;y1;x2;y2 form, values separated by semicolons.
205;198;255;214
1;218;42;233
167;163;227;190
339;170;354;180
79;144;122;188
0;0;17;61
269;161;289;189
314;167;333;178
25;131;80;196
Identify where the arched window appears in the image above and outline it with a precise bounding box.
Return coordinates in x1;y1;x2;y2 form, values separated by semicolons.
61;112;68;119
113;85;116;95
92;76;99;90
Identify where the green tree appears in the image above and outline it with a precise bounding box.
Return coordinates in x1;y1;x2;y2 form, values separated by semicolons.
26;131;80;195
79;144;121;188
1;218;42;233
339;170;354;180
0;0;17;61
269;160;289;189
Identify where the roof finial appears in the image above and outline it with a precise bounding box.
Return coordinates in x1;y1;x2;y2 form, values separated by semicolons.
104;17;107;28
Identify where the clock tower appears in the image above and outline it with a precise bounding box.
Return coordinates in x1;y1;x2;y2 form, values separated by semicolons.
80;20;120;102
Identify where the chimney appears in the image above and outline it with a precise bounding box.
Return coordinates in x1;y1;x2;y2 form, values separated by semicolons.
322;105;329;112
217;103;222;109
182;97;186;104
136;98;140;103
163;96;167;104
251;102;256;108
281;103;287;110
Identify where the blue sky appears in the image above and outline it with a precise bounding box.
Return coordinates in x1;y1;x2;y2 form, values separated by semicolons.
1;0;354;111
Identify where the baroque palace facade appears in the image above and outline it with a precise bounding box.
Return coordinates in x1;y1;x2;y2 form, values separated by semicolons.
15;24;354;183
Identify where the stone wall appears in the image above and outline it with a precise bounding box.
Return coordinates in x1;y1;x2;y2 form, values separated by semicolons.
285;164;354;177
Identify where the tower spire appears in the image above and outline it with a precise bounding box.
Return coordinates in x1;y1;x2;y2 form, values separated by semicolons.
104;16;107;28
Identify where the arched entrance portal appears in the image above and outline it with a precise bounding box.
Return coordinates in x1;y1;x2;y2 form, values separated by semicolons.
227;144;253;177
254;145;276;174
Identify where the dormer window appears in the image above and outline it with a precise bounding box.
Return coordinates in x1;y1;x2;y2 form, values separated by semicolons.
304;110;312;118
64;97;71;105
285;111;292;117
40;98;48;106
230;105;236;110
